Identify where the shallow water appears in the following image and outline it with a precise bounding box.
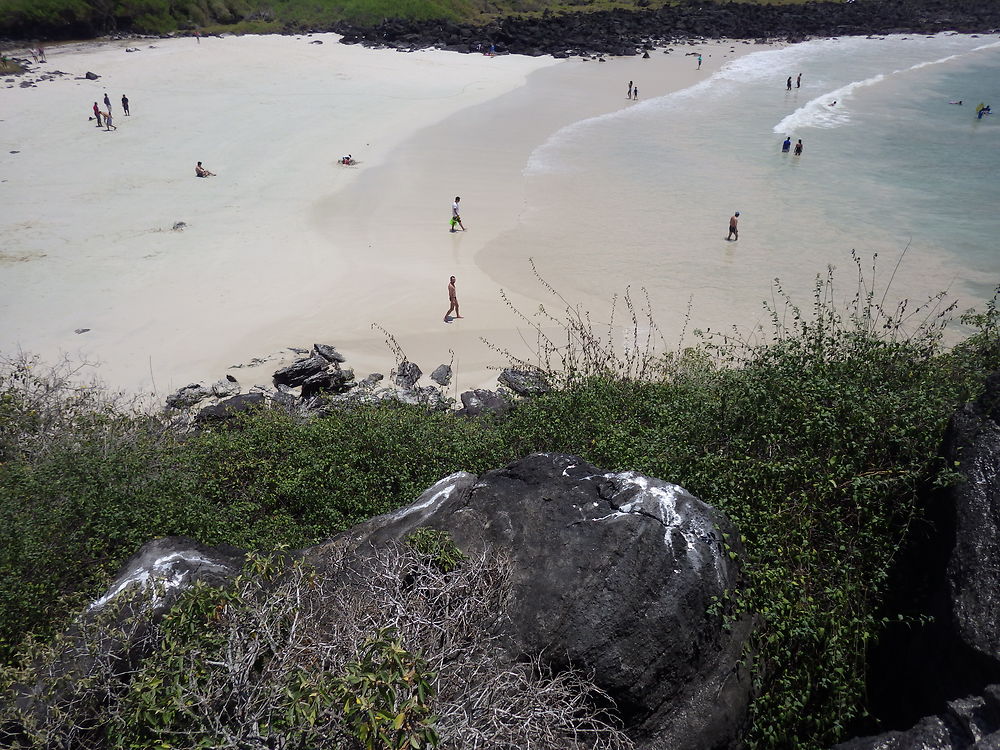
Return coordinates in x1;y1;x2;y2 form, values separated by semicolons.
481;34;1000;346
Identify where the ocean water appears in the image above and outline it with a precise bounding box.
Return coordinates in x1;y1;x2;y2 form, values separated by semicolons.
483;34;1000;345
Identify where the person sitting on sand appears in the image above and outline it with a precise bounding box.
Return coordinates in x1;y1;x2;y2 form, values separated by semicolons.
195;161;216;177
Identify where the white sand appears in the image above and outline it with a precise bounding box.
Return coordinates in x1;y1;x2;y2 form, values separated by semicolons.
0;34;761;398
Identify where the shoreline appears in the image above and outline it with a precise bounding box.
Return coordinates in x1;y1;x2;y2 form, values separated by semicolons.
0;33;765;401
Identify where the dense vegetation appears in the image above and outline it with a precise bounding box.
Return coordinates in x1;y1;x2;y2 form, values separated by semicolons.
1;266;998;748
0;0;671;39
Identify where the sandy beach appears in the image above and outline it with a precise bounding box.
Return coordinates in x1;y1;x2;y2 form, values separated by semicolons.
0;33;766;399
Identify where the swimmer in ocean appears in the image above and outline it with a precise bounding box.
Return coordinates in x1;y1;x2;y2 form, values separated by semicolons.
949;100;963;105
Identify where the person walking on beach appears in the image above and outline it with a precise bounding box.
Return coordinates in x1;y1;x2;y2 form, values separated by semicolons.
796;73;801;88
103;92;111;113
444;276;462;321
793;139;803;156
121;94;129;116
450;196;466;232
92;102;102;127
781;136;792;153
697;54;702;69
38;46;45;62
103;110;116;131
627;80;633;99
727;211;739;241
786;76;792;91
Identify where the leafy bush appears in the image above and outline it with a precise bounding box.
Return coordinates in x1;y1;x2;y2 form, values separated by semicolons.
0;268;997;747
0;545;633;749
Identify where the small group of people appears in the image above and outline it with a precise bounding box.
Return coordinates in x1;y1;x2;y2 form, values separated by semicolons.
29;46;46;63
976;102;992;119
626;80;639;100
785;73;802;91
781;136;804;156
90;92;129;131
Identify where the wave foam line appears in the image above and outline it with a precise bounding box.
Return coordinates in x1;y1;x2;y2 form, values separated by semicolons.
773;45;993;134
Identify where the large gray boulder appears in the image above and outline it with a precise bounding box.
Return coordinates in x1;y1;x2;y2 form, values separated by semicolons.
314;452;752;749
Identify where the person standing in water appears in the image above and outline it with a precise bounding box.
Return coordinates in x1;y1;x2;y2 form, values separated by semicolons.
728;212;739;241
697;54;702;69
627;80;633;99
796;73;801;88
781;136;792;153
793;139;803;156
786;76;792;91
444;276;462;321
633;86;638;100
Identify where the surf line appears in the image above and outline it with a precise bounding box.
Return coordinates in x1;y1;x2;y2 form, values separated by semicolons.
773;44;994;134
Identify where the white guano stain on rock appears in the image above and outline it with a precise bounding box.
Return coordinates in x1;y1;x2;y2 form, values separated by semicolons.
392;472;472;522
592;471;726;583
88;552;230;611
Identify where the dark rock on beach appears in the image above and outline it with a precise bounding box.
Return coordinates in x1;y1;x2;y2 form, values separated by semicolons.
165;382;212;409
84;71;99;79
456;388;510;418
498;367;550;396
430;364;452;386
313;343;346;363
273;355;329;387
393;360;422;389
194;392;266;424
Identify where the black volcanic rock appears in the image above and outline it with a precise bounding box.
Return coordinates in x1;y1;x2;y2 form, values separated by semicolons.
273;355;329;387
318;453;752;749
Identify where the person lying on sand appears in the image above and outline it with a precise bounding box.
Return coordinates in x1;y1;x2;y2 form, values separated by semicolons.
195;161;216;177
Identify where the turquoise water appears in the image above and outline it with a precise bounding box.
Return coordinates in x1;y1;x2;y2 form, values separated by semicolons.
486;35;1000;342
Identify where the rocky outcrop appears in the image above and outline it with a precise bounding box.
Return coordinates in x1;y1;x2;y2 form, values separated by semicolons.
19;455;748;749
315;452;752;749
173;343;556;425
273;355;329;387
194;392;266;424
498;367;550;396
9;537;242;722
455;387;510;417
165;382;212;408
836;372;1000;748
430;364;452;386
334;1;1000;58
